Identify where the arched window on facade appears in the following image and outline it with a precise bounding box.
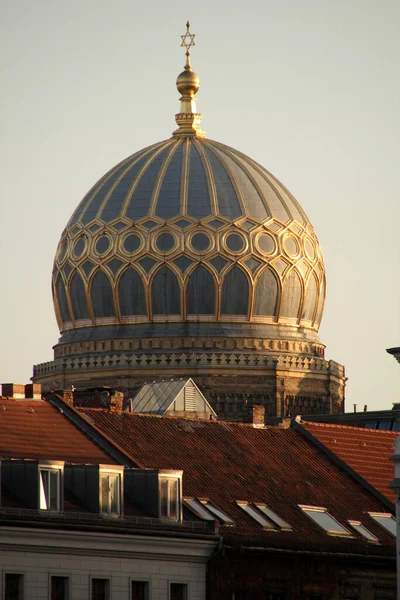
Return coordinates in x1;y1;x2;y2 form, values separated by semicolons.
70;271;90;320
151;267;181;315
221;266;249;315
118;268;147;316
280;269;302;319
301;272;318;321
91;270;115;318
56;276;71;322
186;266;215;315
254;268;279;317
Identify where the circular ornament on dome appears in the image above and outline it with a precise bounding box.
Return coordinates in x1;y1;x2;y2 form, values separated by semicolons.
73;236;86;259
224;232;246;254
304;237;315;261
256;233;276;256
122;233;142;255
155;232;176;254
283;235;299;257
190;232;211;253
95;235;111;256
58;239;68;262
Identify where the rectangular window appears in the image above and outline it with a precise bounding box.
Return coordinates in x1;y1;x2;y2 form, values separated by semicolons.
347;520;379;543
198;499;235;526
183;497;215;520
299;505;352;537
368;513;396;536
170;583;188;600
131;580;149;600
51;576;69;600
100;473;120;515
255;504;292;531
91;578;110;600
236;501;275;529
4;574;23;600
39;468;61;511
160;477;180;520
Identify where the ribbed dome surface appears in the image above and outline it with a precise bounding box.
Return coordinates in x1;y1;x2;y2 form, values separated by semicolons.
53;136;325;343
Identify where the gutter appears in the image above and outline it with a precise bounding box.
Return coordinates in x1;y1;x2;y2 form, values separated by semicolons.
222;544;395;562
292;419;395;512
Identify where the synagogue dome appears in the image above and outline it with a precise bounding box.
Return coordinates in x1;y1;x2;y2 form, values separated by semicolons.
52;24;326;350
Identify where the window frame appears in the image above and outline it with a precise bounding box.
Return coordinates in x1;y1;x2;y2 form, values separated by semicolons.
90;576;111;600
130;578;150;600
169;581;189;600
99;469;122;517
198;498;235;526
298;505;353;537
48;573;71;600
236;501;275;530
159;474;181;521
347;520;379;544
3;572;25;600
39;464;63;512
368;512;396;536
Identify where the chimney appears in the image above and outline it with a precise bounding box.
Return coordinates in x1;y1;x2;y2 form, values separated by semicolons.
353;404;357;413
110;390;124;414
244;404;265;428
2;383;26;399
25;384;42;400
363;404;367;412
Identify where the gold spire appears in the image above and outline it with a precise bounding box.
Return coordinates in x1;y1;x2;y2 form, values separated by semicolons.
173;21;205;138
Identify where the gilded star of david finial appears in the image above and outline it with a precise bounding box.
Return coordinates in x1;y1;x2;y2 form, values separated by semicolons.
180;21;195;53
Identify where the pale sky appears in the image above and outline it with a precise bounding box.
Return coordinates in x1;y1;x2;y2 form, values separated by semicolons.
1;0;399;411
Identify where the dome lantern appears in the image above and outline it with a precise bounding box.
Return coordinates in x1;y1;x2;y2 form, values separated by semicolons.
173;21;205;138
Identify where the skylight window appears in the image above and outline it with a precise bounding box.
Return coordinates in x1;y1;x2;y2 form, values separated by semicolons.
368;513;396;536
299;506;352;537
237;501;275;529
347;520;379;543
183;497;215;521
255;503;292;531
198;499;235;525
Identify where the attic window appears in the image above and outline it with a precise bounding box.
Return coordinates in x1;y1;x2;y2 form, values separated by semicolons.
368;513;396;536
183;497;216;520
198;499;235;526
255;503;292;531
160;476;181;520
299;505;352;537
100;472;121;516
39;466;62;511
347;520;379;543
237;501;275;529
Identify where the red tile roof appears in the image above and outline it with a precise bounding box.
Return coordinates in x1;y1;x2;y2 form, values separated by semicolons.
79;410;395;555
300;421;397;503
0;399;116;464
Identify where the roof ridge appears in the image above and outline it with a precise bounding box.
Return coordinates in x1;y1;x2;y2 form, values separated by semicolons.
302;421;399;435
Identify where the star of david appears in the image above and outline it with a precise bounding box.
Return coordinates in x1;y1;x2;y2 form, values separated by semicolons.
180;21;195;51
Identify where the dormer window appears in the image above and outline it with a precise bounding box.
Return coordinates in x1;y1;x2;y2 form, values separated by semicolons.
160;476;180;520
39;467;61;511
100;472;121;516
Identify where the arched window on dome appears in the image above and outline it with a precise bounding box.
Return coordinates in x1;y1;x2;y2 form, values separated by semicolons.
118;268;147;316
254;268;279;317
314;275;326;326
280;269;302;319
301;272;318;321
70;271;90;321
221;266;249;315
186;266;215;315
151;267;181;315
91;270;115;318
56;276;71;323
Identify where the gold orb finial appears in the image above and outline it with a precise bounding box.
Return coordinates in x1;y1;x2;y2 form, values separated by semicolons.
173;22;205;138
